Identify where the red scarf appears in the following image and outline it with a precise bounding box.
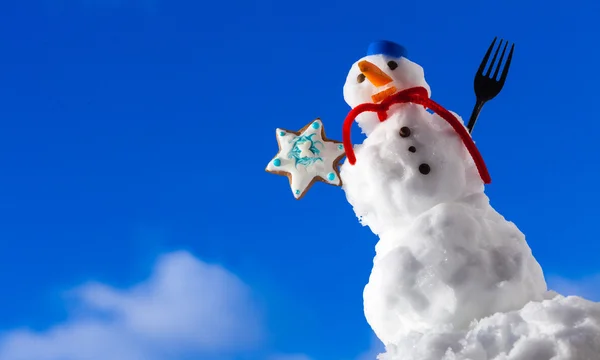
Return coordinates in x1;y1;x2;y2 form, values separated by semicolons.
342;87;491;184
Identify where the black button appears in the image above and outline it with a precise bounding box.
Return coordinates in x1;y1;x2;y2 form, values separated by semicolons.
408;146;416;153
399;127;411;137
419;163;431;175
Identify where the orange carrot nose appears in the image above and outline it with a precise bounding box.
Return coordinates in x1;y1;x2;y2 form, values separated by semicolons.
358;60;393;87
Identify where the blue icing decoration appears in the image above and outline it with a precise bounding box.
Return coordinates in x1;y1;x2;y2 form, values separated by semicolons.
287;133;323;168
273;158;281;166
338;144;343;150
279;131;286;136
311;122;320;129
327;172;335;181
295;190;300;195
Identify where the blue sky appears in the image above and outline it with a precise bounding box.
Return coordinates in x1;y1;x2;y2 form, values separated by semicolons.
0;0;599;359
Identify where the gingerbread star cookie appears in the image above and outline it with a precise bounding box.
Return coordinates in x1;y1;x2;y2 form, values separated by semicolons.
266;118;346;200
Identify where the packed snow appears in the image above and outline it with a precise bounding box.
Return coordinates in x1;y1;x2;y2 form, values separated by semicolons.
380;295;600;360
339;43;600;359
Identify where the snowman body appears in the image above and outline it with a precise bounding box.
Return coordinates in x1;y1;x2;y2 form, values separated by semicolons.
341;105;547;344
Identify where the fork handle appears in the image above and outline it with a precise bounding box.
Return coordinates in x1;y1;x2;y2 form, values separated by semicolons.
467;100;485;134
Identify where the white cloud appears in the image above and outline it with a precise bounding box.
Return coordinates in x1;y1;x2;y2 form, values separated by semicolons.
547;274;600;301
0;251;263;360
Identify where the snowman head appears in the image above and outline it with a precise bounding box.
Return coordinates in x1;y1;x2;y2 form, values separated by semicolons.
343;41;431;135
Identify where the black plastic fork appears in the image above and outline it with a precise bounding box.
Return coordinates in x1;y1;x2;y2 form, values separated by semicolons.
466;37;515;134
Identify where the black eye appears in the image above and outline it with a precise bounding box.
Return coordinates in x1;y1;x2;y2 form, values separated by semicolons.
387;61;398;70
357;73;366;83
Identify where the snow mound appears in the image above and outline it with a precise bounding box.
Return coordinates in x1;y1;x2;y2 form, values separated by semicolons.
380;295;600;360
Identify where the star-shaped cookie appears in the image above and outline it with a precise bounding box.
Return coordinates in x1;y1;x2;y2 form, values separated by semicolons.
266;118;346;200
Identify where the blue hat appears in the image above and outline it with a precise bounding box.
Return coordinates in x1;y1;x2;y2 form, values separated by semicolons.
367;40;407;59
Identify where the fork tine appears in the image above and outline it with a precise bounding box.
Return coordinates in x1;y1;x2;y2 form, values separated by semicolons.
499;43;515;86
492;41;509;80
477;37;497;76
485;38;503;77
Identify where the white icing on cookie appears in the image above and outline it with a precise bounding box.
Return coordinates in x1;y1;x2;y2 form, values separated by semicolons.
266;119;346;200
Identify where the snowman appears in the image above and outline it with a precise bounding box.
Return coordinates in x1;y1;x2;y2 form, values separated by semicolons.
266;40;600;358
338;41;549;345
